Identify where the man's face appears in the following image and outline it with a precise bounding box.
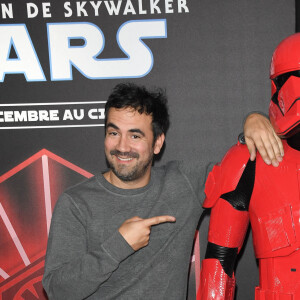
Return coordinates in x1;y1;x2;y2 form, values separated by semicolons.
104;107;164;188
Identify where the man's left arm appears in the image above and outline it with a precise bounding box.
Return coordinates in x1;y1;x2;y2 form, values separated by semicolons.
243;113;283;167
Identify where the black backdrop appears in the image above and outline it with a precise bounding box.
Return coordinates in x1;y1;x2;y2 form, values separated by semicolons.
0;1;295;299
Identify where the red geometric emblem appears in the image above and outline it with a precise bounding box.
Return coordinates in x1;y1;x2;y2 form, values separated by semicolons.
0;149;93;299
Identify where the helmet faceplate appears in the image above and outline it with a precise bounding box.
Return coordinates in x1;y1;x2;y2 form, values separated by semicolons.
269;76;300;136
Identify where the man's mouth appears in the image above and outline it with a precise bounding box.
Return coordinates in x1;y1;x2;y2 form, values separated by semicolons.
117;156;133;161
110;150;139;161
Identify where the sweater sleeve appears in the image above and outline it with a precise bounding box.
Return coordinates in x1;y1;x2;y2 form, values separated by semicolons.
177;160;215;205
42;193;134;300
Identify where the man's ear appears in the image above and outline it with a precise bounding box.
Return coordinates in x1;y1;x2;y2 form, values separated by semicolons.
153;134;165;155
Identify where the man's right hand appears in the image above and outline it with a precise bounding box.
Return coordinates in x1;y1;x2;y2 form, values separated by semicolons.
243;113;283;167
119;215;176;251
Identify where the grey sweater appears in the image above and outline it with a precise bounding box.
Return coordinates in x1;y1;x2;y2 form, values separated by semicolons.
42;160;210;299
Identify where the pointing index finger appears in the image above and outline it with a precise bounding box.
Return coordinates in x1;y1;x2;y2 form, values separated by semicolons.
144;215;176;226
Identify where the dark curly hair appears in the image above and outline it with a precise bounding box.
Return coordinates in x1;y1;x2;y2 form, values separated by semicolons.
105;83;170;141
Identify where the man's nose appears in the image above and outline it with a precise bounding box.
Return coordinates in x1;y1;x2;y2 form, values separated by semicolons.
116;136;131;152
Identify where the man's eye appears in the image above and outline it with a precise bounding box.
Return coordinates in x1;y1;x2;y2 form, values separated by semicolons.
132;135;140;139
108;131;117;136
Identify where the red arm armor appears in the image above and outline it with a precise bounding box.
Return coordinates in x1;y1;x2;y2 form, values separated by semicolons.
199;259;235;300
198;142;255;300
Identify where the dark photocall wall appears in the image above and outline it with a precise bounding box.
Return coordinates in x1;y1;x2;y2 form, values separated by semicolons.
0;1;294;299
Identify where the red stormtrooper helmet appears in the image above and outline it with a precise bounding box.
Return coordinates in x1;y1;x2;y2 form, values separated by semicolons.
269;33;300;137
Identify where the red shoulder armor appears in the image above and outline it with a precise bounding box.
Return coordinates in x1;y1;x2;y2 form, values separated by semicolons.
203;142;250;208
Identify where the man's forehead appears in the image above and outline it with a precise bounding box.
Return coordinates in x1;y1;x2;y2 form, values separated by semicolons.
107;107;152;121
106;107;153;130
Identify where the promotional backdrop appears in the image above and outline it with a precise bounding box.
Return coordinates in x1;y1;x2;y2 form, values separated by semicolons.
0;1;295;299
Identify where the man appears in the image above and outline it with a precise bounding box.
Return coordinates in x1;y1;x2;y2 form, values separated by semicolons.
42;83;282;299
199;33;300;299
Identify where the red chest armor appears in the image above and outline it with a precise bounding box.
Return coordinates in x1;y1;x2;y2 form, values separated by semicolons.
250;141;300;259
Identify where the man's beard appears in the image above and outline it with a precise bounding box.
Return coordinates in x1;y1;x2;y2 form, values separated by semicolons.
108;150;153;182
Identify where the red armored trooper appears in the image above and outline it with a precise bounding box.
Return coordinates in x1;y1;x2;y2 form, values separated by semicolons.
198;33;300;300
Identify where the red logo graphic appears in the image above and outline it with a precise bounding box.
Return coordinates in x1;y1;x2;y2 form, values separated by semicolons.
0;149;93;299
